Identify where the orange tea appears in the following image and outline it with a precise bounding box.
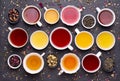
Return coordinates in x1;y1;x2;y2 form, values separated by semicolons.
26;55;42;70
62;54;79;71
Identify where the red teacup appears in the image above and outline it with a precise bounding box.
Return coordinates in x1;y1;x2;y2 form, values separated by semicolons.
50;27;73;50
82;52;102;73
8;27;28;48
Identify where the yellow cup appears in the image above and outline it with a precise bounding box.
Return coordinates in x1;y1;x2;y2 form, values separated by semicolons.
75;28;94;50
30;30;49;50
44;7;59;24
96;31;115;50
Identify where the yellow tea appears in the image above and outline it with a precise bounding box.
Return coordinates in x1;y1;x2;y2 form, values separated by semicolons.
30;31;49;50
97;31;115;50
75;31;93;49
44;9;59;24
62;54;79;71
26;55;41;70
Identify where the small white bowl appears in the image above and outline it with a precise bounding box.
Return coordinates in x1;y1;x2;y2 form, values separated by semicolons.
82;14;96;29
7;54;22;69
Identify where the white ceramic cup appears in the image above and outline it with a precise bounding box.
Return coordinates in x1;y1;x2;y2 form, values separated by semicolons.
44;7;59;24
22;5;42;27
23;52;45;74
75;28;94;50
50;27;73;50
7;54;22;69
82;51;102;73
58;53;80;75
82;14;96;29
8;27;28;48
96;7;115;27
61;5;84;26
30;30;49;50
96;31;115;51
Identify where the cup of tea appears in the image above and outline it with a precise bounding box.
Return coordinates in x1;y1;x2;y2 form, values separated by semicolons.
96;7;115;27
44;7;59;24
8;27;28;48
58;53;80;75
75;28;94;50
82;14;96;29
96;31;115;51
82;51;102;73
23;52;45;74
22;5;42;27
30;30;49;50
50;27;73;50
61;5;83;26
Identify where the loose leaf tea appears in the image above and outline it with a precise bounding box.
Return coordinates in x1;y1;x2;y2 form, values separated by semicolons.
103;57;114;72
47;54;58;68
83;16;94;27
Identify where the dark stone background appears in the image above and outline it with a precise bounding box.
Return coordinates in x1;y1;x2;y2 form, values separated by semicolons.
0;0;120;81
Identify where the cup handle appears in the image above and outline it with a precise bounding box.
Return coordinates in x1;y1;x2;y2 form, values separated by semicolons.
44;7;48;11
75;28;80;34
96;7;101;13
37;21;42;27
8;27;12;31
79;7;85;12
58;69;64;75
41;52;45;57
96;51;102;57
68;45;74;51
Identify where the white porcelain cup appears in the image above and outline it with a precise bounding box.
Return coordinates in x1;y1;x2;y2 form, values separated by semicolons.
82;51;102;73
58;53;80;75
22;5;42;27
96;7;115;27
44;7;59;24
61;5;84;26
50;27;73;50
8;27;28;48
23;52;45;74
75;28;94;50
96;31;115;51
30;30;49;50
82;14;96;29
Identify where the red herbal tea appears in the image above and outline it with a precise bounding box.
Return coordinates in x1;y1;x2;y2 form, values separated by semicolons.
51;28;71;48
10;29;28;47
83;54;99;71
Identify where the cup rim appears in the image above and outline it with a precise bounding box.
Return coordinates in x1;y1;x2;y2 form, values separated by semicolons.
82;14;96;29
30;30;49;50
97;8;116;27
75;31;94;50
50;27;72;50
7;54;22;69
82;53;101;73
22;5;41;25
23;52;44;74
60;5;81;26
96;31;115;51
44;8;59;24
60;53;80;74
8;27;28;48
